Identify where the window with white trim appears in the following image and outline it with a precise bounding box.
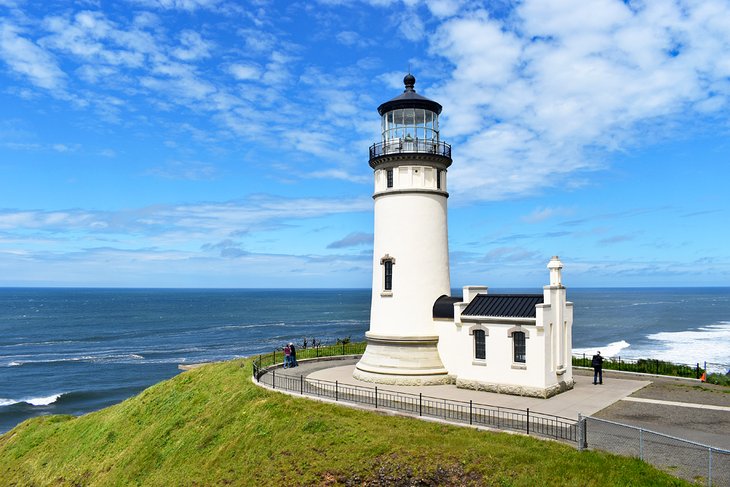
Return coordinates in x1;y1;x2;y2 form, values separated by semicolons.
474;329;486;360
380;255;395;292
513;331;526;363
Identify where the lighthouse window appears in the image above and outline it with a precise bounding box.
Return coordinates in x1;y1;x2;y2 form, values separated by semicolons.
386;169;393;188
513;331;526;363
384;260;393;290
436;169;442;189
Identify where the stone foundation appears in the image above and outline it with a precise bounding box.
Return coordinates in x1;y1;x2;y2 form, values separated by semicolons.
353;332;451;385
456;377;575;399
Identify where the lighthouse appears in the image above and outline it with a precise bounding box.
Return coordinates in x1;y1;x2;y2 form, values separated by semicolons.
353;74;453;385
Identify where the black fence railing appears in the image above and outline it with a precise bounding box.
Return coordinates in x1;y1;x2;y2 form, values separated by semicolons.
252;342;366;381
369;139;451;160
254;362;577;443
572;354;705;379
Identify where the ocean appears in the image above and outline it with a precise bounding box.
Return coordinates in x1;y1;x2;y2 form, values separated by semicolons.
1;287;728;433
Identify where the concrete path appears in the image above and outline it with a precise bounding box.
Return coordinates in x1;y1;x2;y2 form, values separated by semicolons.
621;396;730;412
304;360;648;420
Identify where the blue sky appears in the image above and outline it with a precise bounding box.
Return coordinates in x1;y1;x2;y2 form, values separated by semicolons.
0;0;728;288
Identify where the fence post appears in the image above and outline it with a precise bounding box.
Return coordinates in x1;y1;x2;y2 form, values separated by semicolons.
300;375;304;395
419;393;422;416
469;400;473;425
577;414;584;451
526;408;530;435
582;352;585;366
335;380;338;401
708;447;712;486
316;346;319;358
375;386;378;409
272;369;276;390
342;342;345;355
696;363;700;379
639;428;643;460
618;357;621;371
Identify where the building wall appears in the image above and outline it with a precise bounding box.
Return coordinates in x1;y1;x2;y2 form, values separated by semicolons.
435;276;574;398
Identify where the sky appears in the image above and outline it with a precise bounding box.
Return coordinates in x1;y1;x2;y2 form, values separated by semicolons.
0;0;729;289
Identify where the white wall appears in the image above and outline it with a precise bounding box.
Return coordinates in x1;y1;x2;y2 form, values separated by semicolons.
370;188;450;338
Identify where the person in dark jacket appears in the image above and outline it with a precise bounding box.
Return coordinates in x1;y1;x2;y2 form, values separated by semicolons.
289;342;298;367
592;351;604;385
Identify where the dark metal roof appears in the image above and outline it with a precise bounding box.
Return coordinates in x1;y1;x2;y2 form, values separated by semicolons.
377;74;443;115
433;295;461;319
462;294;543;318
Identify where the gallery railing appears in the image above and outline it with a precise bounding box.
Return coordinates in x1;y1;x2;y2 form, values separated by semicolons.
369;139;451;161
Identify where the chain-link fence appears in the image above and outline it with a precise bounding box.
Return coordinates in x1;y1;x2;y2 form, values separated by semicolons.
580;416;730;486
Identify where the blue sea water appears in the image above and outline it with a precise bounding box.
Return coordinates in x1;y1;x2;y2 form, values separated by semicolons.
1;287;729;433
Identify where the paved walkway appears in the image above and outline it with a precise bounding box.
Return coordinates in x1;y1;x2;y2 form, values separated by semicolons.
621;396;730;412
299;359;649;420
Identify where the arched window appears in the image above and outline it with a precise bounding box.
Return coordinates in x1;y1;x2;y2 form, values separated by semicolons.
469;325;488;362
513;331;526;363
474;329;486;360
380;255;395;293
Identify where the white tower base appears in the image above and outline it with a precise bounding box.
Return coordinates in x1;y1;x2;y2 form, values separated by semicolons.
353;332;452;385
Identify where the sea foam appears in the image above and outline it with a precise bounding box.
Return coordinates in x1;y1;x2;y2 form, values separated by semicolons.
644;322;730;371
573;340;631;358
0;394;63;408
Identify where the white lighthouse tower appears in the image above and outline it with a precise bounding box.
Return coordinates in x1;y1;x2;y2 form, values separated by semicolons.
354;74;452;385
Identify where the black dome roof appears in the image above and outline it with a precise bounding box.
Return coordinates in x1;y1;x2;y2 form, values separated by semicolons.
377;74;442;116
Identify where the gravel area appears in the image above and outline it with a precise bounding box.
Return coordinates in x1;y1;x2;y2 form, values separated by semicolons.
578;371;730;450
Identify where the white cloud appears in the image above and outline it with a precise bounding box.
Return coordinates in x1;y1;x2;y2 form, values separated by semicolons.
426;0;730;200
229;63;261;81
171;30;212;60
0;23;66;91
126;0;224;11
521;207;573;224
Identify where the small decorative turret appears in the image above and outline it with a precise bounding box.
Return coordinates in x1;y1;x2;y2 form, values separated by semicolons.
547;256;563;287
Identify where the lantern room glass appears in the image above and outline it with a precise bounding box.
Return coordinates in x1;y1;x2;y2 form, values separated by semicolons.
382;108;439;143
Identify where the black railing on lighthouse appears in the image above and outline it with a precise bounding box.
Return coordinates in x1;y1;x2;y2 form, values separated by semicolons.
369;139;451;160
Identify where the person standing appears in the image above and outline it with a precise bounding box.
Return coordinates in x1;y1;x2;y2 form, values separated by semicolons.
289;342;298;367
592;351;604;385
283;344;291;369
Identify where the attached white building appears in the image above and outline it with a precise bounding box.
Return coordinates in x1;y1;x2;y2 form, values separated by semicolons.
354;75;574;398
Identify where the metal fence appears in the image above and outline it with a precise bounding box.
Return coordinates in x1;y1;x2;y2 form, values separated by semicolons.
254;364;578;443
579;416;730;486
253;353;729;486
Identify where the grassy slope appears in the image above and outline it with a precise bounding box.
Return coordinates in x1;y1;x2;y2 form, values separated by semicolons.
0;359;687;486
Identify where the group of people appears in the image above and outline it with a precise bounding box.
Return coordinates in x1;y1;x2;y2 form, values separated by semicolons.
283;342;298;368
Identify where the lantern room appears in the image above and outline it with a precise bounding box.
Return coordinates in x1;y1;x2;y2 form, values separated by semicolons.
369;74;451;163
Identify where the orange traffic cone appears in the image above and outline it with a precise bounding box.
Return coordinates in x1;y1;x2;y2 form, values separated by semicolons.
700;372;706;382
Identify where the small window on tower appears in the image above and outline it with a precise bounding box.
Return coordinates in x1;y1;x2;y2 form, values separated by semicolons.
436;169;442;189
384;260;393;290
380;255;395;293
386;169;394;188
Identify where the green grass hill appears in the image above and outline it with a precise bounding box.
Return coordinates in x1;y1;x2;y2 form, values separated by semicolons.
0;359;688;486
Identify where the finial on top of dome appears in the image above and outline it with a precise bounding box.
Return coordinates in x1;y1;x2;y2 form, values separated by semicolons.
404;73;416;92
